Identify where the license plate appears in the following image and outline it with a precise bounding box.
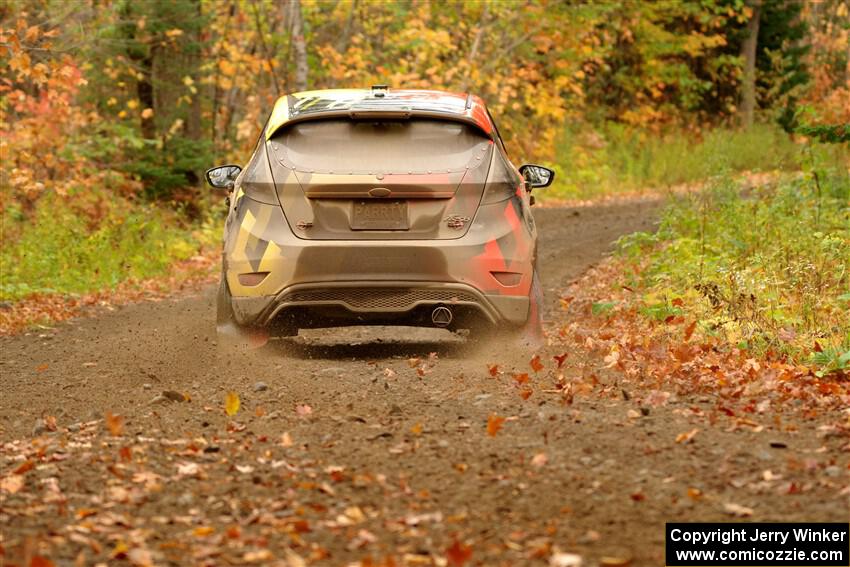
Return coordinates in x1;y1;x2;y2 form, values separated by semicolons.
351;200;409;230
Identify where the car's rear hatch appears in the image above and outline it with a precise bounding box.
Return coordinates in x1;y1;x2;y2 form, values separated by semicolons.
267;117;493;240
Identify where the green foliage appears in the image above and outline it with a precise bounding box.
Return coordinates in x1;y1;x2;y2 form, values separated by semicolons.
0;193;201;301
545;123;801;200
124;137;213;201
796;122;850;144
619;148;850;370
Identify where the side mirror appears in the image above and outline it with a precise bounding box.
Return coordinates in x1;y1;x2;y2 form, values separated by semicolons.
519;164;555;189
205;165;242;190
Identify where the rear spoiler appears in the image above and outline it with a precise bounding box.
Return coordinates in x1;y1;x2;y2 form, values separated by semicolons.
265;109;494;141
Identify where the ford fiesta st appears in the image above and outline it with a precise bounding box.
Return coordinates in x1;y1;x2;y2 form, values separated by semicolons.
206;86;554;346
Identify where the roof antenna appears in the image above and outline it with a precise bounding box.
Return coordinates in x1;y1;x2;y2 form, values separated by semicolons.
371;84;388;98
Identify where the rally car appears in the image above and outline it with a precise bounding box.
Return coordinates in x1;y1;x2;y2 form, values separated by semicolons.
206;86;554;345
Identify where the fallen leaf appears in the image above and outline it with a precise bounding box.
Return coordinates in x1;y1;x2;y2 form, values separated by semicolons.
553;353;568;368
600;557;632;567
410;422;423;435
530;354;544;372
193;526;215;537
43;414;57;431
550;552;583;567
446;539;473;566
36;363;48;372
487;364;500;377
519;387;533;400
683;320;697;341
513;372;530;384
105;412;124;436
675;428;699;444
243;549;274;563
723;502;754;517
296;404;312;417
687;487;703;501
224;392;240;416
176;462;200;477
14;460;34;475
29;557;55;567
110;540;129;560
487;414;506;437
280;432;294;447
604;349;620;368
531;453;548;468
127;547;153;566
1;475;24;494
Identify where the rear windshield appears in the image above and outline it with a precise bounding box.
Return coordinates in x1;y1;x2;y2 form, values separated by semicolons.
272;119;491;175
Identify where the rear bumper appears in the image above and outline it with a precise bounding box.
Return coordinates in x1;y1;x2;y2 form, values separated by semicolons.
231;281;530;329
223;196;535;329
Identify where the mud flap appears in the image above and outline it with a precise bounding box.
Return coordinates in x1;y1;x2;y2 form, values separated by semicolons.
216;276;269;350
512;269;544;349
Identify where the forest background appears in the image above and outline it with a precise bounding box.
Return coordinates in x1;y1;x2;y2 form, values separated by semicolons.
0;0;848;369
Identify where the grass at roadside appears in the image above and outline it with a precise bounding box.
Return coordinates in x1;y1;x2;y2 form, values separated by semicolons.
0;193;220;302
544;123;801;201
615;147;849;374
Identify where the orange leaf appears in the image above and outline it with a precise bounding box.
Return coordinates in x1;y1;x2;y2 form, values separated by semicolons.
36;363;48;372
675;428;699;444
193;526;215;537
30;557;55;567
14;460;34;475
105;412;124;436
43;415;57;431
119;446;132;462
530;354;544;372
512;372;530;384
446;539;473;567
553;353;568;368
684;321;697;341
487;364;500;377
487;414;505;437
519;387;533;400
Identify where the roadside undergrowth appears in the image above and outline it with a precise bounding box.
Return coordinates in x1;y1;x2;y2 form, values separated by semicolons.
616;164;849;376
537;256;849;436
0;251;218;335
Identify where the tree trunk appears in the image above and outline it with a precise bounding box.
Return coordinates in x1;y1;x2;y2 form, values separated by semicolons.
136;52;156;139
460;2;489;92
185;0;203;143
740;0;761;129
291;0;308;92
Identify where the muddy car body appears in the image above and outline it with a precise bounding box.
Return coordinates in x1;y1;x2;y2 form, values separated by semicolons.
207;87;554;342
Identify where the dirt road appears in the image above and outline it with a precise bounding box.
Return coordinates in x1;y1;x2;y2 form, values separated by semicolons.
2;200;847;566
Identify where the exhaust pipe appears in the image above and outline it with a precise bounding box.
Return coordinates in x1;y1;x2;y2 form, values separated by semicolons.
431;305;453;327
